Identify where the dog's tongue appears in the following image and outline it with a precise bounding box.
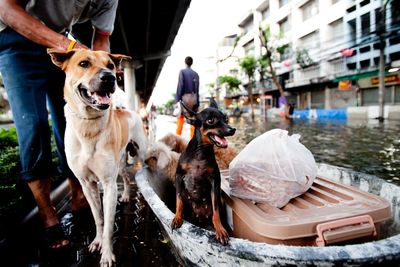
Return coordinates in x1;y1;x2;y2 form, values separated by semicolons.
214;135;228;147
92;92;111;105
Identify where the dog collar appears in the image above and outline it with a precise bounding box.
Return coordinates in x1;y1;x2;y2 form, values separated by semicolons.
65;104;105;120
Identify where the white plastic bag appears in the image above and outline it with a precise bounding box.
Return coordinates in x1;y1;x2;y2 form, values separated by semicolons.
229;129;317;208
172;102;181;116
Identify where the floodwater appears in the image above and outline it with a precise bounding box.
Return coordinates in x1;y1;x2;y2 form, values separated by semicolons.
228;116;400;185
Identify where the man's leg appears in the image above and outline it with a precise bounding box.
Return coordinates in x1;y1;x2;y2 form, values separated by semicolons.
176;114;184;136
45;66;88;212
0;28;68;247
27;178;69;248
190;125;195;138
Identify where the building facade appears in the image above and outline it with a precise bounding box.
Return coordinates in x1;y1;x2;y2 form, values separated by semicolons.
218;0;400;119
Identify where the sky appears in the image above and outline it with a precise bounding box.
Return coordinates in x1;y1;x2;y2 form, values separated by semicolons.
149;0;257;106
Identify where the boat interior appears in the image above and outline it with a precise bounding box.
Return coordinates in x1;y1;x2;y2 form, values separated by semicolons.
146;166;399;247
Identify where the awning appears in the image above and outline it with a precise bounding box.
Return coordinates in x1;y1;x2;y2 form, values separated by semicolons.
334;70;382;82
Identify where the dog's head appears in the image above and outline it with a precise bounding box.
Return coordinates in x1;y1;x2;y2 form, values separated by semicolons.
145;142;175;171
181;98;236;148
47;48;130;111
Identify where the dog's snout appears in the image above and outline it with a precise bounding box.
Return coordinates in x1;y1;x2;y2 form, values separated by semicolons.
227;127;236;136
100;71;116;84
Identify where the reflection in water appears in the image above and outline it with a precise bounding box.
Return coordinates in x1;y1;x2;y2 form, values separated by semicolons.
228;117;400;185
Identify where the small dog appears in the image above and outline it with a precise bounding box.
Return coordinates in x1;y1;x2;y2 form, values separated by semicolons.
145;141;180;182
48;48;147;266
159;132;238;170
171;99;235;245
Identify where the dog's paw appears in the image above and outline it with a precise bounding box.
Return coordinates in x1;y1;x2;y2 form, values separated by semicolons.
100;249;115;267
88;237;102;253
171;216;183;230
215;227;229;245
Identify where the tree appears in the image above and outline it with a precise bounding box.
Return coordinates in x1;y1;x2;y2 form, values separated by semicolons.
217;75;241;96
258;25;290;115
239;55;257;118
296;48;314;69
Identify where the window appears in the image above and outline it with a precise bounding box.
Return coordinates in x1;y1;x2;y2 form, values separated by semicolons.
261;7;270;20
391;1;400;28
347;63;356;70
375;8;384;33
220;35;237;46
243;39;255;55
362;88;391;106
348;19;356;42
280;45;291;61
360;59;370;69
390;52;400;61
300;31;319;49
279;17;290;33
360;0;370;7
395;86;400;104
361;88;378;106
359;46;371;53
311;89;325;109
361;13;370;38
239;14;254;34
329;19;343;39
301;0;319;21
279;0;290;8
346;5;356;13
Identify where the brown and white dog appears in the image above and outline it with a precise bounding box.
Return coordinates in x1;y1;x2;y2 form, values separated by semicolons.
48;48;147;266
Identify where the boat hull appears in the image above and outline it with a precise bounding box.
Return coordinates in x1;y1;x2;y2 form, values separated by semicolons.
135;164;400;266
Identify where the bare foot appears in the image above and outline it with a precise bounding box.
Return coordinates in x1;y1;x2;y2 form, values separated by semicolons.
27;178;70;248
68;177;90;211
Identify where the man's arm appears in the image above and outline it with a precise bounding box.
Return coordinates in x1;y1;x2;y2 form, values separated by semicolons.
0;0;87;50
176;70;184;102
92;30;110;52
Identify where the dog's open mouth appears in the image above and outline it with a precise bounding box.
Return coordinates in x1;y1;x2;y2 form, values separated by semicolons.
208;134;228;148
78;85;111;110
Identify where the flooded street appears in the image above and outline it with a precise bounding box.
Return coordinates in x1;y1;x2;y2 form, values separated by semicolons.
228;117;400;185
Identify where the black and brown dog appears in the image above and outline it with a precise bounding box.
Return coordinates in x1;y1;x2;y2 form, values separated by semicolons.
171;99;235;245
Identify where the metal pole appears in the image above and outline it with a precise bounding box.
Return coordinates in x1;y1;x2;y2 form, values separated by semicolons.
378;0;388;122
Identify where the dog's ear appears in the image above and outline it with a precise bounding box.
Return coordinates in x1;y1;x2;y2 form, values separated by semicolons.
109;54;132;69
157;149;171;169
209;98;219;109
180;100;198;126
47;48;76;69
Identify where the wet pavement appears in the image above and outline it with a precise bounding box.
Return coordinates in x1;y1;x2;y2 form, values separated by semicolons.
0;173;181;267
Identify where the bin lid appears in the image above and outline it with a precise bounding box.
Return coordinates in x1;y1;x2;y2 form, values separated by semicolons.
221;170;391;240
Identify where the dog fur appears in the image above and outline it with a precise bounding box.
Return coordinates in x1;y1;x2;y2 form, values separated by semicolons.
48;48;147;266
158;132;238;170
145;141;180;182
170;99;235;245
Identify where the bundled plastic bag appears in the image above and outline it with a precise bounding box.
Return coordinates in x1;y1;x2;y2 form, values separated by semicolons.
229;129;317;208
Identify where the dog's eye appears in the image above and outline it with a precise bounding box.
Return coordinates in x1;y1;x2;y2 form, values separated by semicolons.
79;60;90;68
107;63;115;70
206;118;216;125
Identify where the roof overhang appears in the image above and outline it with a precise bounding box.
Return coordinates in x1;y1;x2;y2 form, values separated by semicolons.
72;0;191;104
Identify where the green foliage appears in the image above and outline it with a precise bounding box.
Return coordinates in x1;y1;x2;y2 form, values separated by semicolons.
276;43;289;55
239;56;257;78
296;48;315;68
165;99;175;109
218;75;241;94
0;146;20;184
0;127;18;150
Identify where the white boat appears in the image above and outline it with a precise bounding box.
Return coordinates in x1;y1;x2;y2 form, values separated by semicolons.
135;163;400;266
